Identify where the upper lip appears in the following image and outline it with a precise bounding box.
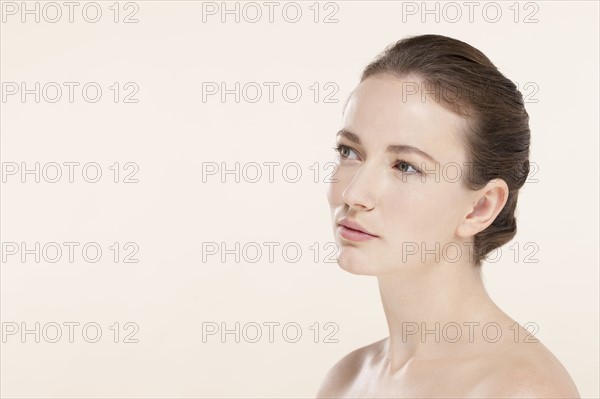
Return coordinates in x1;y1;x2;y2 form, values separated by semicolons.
338;218;378;237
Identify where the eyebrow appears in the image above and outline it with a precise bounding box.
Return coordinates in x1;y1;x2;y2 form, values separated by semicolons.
336;129;438;163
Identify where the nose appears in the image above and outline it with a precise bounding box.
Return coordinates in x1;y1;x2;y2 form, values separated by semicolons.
341;162;378;211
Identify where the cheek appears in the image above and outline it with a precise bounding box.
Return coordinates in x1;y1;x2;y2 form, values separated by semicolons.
383;183;455;242
401;183;466;243
385;195;427;240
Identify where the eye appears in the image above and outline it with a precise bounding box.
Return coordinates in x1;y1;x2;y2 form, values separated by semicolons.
333;144;359;161
394;160;421;175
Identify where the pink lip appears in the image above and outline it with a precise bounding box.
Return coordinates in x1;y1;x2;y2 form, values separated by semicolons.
337;218;379;242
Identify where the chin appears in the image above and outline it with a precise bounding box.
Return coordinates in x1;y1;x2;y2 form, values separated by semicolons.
336;248;381;276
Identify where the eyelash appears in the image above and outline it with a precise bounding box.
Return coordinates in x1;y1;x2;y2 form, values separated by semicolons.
332;144;422;175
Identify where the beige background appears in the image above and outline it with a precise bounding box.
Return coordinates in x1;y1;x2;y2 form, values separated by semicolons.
1;1;598;398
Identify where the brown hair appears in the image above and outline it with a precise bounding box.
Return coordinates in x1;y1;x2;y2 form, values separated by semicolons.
360;34;530;266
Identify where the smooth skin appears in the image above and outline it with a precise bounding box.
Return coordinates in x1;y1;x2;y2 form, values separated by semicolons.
318;73;580;398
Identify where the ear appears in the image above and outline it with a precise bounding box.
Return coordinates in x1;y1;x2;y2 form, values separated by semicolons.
456;179;509;238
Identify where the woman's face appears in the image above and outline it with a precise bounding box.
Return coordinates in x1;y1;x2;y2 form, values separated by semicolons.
327;73;479;275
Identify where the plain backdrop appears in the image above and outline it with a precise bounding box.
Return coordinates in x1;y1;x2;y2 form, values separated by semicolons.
1;1;598;398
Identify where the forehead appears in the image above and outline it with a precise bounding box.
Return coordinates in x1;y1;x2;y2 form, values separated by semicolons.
342;74;470;164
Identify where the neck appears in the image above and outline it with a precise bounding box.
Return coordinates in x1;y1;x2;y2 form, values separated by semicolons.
376;256;503;374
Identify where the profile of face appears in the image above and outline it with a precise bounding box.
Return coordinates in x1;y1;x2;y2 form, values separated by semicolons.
327;73;492;275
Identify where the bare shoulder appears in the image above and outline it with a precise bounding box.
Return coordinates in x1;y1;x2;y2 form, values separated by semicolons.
315;337;385;398
475;337;581;398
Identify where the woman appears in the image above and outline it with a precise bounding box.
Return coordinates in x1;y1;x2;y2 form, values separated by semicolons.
317;34;580;398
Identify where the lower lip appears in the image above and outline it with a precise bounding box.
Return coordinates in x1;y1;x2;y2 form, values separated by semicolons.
338;225;378;242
